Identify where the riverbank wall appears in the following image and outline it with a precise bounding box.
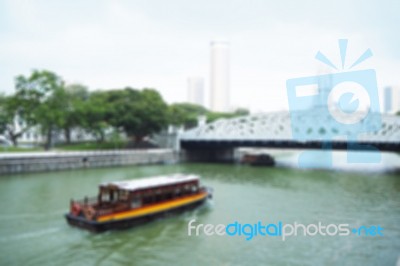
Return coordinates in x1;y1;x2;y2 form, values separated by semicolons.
0;149;177;175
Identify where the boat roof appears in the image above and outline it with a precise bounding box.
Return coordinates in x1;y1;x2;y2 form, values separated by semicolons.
101;173;200;191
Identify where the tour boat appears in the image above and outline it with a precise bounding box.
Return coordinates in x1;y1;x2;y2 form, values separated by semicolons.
65;174;212;232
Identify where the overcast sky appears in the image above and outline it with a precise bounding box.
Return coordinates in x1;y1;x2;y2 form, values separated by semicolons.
0;0;399;112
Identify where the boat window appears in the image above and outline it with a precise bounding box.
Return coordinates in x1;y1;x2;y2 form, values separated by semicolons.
192;185;198;192
101;192;110;202
119;190;129;201
131;197;141;209
110;190;117;202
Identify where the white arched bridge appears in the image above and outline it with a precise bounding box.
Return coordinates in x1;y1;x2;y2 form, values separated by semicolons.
180;110;400;159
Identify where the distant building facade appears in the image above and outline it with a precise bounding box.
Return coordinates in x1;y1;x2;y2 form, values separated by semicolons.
10;117;43;145
187;77;205;106
210;40;230;112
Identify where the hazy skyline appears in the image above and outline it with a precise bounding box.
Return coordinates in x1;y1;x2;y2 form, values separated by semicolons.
0;0;399;112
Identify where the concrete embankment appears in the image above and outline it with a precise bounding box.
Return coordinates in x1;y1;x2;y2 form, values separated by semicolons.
0;149;177;175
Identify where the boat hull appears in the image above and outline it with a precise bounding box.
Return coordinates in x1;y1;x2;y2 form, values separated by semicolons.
65;196;208;233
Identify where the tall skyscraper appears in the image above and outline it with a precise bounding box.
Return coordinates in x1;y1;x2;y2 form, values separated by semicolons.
210;40;229;112
384;86;400;114
187;77;204;106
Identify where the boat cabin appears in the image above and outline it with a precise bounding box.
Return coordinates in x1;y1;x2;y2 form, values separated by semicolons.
71;174;203;219
99;174;200;207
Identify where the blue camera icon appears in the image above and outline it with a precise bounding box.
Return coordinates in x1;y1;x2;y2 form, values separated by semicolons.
287;69;381;139
286;69;382;166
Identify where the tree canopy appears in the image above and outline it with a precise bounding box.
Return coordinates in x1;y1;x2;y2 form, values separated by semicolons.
206;108;250;123
2;69;250;149
168;103;208;128
61;84;90;143
103;88;169;141
15;70;66;149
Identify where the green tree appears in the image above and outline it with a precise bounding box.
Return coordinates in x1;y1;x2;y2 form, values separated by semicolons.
168;103;208;129
61;84;89;143
0;92;38;146
0;95;20;146
105;88;169;143
15;70;66;150
206;108;250;123
81;91;109;143
233;108;250;116
134;88;169;141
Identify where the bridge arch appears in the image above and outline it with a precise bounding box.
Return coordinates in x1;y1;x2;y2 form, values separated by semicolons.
180;111;400;161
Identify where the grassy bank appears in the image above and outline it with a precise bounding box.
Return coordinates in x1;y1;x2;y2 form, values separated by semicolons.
0;146;42;153
54;141;127;151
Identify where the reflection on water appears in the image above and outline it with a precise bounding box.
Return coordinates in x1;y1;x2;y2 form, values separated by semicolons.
0;162;399;265
268;149;400;172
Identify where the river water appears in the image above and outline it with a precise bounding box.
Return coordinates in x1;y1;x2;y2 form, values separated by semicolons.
0;159;399;265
